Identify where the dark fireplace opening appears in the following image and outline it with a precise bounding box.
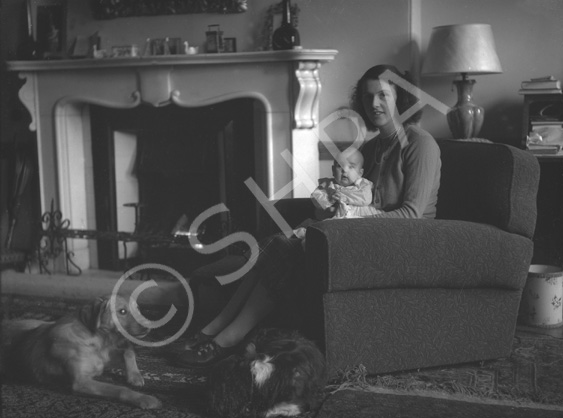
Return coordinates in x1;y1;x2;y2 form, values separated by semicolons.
89;99;259;274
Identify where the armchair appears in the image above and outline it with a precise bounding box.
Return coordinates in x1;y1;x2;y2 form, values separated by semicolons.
277;140;540;375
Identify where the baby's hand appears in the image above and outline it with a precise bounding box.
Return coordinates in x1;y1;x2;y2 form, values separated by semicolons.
318;178;332;189
332;191;348;204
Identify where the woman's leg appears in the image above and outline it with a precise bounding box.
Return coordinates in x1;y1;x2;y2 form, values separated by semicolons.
211;234;302;345
212;281;274;348
199;270;259;336
176;234;303;366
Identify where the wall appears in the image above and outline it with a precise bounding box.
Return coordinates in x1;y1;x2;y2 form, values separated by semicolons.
419;0;563;144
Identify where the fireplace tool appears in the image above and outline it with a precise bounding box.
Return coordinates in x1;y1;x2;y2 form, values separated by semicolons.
5;143;33;250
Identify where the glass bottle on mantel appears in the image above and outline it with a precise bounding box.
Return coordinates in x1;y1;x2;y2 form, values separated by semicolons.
272;0;300;50
18;0;39;59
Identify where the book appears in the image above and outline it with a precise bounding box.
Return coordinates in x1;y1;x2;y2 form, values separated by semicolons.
521;80;561;90
527;144;562;155
518;88;562;95
530;75;557;82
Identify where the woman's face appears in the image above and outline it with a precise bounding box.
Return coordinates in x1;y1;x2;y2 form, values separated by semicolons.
361;79;398;130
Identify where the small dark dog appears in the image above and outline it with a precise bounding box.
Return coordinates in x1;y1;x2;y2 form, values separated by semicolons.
1;295;161;409
208;328;326;418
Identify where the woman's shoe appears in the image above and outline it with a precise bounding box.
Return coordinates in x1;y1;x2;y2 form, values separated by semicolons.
183;330;215;350
174;340;238;368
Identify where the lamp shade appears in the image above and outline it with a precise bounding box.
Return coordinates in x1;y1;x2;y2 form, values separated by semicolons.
422;24;502;75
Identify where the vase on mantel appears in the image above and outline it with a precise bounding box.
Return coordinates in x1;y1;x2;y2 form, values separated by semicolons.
272;0;300;50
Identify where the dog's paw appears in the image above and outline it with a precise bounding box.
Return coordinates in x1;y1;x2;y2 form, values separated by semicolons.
138;394;162;409
127;372;145;387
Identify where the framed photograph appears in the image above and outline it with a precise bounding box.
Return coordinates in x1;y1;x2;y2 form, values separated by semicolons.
166;38;182;55
92;0;247;19
31;0;67;59
150;38;166;55
223;38;237;53
111;45;140;58
205;25;223;53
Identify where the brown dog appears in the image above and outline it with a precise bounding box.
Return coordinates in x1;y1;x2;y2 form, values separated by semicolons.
1;295;162;409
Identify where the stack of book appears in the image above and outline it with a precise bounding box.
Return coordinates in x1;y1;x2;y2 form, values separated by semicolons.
527;108;563;155
519;75;562;95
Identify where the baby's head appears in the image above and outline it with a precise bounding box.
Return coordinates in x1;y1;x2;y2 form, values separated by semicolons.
332;147;364;187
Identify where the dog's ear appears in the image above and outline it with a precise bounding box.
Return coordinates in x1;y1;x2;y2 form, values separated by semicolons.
78;297;109;333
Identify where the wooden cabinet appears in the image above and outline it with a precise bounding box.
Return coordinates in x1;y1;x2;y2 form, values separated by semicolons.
520;93;563;267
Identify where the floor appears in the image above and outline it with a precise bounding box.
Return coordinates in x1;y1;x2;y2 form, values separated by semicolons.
515;322;563;339
2;268;563;418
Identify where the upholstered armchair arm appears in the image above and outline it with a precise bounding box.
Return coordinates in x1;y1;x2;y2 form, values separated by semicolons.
306;218;533;293
437;140;539;238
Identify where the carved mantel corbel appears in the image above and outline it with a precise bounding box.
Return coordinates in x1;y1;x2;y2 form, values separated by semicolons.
17;72;38;131
294;61;322;129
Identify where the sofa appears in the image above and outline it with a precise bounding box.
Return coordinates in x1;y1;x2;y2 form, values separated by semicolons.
267;139;540;375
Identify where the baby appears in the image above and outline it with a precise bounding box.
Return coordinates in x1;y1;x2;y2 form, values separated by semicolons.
312;146;377;218
293;147;381;239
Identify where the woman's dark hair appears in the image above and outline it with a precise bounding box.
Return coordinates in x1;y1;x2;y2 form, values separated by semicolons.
350;64;423;131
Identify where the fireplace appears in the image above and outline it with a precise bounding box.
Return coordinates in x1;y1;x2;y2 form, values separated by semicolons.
7;50;338;273
90;99;258;271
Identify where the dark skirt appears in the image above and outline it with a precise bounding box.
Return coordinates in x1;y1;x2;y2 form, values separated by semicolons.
247;233;306;302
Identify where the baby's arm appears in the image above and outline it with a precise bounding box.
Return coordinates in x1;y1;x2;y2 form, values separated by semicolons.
334;179;373;206
311;178;337;210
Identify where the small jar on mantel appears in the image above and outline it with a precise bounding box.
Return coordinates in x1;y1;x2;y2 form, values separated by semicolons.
272;0;301;50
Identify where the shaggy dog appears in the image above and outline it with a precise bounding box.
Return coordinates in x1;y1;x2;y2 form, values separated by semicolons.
1;295;161;409
208;328;326;418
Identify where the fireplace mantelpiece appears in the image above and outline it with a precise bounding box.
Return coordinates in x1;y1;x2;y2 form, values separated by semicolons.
7;49;337;270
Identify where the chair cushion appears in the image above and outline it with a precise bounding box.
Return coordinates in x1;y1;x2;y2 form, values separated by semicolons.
307;218;533;292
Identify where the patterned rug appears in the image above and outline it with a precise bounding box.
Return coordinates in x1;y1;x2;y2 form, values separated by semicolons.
2;295;563;417
328;333;563;410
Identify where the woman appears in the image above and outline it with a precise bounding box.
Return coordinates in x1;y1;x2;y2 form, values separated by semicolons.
175;64;441;367
352;64;441;219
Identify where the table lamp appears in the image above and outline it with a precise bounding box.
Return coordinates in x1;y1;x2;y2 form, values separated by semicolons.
422;24;502;139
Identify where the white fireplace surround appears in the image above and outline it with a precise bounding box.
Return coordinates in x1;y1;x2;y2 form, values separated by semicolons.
7;50;337;270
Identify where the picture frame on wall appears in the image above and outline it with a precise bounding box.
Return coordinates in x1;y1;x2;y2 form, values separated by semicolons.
31;0;66;59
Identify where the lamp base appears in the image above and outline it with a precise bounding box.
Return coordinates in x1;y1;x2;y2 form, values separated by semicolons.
447;78;484;139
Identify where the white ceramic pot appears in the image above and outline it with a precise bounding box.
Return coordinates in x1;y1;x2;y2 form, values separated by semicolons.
519;264;563;328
